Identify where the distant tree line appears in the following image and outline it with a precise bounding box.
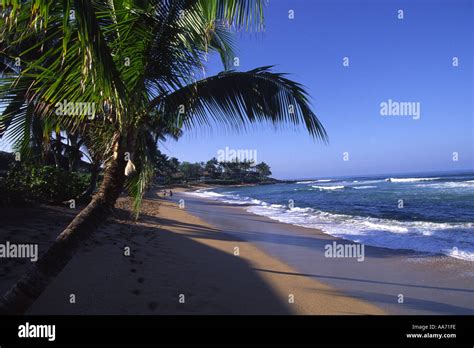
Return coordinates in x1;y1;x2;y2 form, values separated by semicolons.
154;151;273;185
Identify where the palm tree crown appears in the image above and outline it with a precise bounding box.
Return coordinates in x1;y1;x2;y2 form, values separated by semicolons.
0;0;327;314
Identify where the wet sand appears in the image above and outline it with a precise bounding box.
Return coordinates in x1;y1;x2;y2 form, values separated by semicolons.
177;190;474;315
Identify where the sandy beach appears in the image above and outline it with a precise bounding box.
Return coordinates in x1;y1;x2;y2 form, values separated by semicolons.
0;187;386;315
1;185;472;315
177;188;474;315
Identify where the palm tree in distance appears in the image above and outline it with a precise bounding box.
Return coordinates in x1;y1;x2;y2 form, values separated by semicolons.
0;0;327;314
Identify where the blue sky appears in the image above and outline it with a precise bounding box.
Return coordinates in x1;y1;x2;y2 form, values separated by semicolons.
0;0;471;179
162;0;473;179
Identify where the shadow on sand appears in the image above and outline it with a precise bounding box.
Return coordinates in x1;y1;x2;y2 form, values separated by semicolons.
26;204;293;315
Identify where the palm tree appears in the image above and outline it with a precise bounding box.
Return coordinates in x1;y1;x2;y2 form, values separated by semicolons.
255;161;271;178
0;0;327;314
205;157;219;179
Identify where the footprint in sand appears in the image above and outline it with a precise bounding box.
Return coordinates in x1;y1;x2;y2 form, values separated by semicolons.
148;302;157;311
137;277;144;284
132;289;140;296
130;268;137;273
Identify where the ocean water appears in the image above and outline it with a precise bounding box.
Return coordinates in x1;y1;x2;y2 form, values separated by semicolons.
187;172;474;261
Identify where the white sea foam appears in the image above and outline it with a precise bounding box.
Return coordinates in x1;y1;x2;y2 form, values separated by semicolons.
385;177;440;183
185;188;474;261
184;189;261;205
356;179;385;184
352;185;377;190
247;204;474;261
311;185;344;191
415;181;474;189
296;179;332;184
185;190;225;199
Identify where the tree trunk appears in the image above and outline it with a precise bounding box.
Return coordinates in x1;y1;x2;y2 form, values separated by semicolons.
0;139;127;315
75;161;101;204
53;130;62;168
68;133;80;172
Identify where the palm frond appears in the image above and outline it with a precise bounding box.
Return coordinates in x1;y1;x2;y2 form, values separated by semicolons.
200;0;265;31
150;66;328;142
125;128;158;217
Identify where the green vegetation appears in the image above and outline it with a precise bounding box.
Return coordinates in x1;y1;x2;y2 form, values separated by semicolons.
0;0;326;314
0;164;90;205
155;153;273;184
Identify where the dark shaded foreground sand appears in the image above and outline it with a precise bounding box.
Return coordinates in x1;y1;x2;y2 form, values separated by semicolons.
0;189;384;315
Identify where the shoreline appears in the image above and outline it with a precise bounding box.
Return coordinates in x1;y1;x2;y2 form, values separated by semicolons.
176;187;474;315
1;188;384;315
181;184;474;262
1;185;472;314
181;184;472;264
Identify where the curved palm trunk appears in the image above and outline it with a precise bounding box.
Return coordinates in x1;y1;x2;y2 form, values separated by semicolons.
0;144;127;314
